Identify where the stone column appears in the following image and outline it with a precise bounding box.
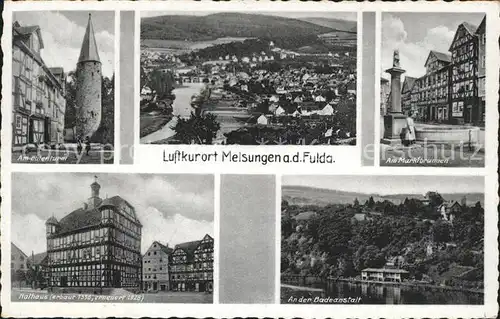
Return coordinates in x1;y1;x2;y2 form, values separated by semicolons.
382;50;408;144
388;68;404;113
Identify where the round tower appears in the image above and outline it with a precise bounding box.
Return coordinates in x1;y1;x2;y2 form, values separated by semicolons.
75;13;102;140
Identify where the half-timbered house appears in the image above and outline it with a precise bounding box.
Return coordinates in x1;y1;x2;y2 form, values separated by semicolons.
12;21;66;148
412;51;451;122
475;16;486;125
170;234;213;292
45;177;142;292
449;22;479;124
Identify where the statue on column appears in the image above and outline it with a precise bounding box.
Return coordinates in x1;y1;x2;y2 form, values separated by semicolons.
393;50;400;68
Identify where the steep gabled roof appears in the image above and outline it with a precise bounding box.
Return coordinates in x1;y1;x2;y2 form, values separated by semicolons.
144;241;173;257
48;67;65;78
425;50;451;67
11;243;28;258
156;241;174;255
475;15;486;35
402;76;416;93
462;22;478;35
173;240;202;261
449;22;479;51
13;23;45;50
28;252;48;265
78;14;101;63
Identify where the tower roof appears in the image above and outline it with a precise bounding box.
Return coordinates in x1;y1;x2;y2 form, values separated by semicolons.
78;13;101;64
91;175;100;188
46;216;59;225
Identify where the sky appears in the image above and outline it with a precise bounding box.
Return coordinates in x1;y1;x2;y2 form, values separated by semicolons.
13;11;115;78
283;175;484;196
381;12;485;80
11;173;214;255
141;11;357;21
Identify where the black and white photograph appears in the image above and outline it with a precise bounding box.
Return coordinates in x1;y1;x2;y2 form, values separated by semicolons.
281;175;484;304
10;173;214;303
140;11;357;145
11;11;115;164
380;13;486;167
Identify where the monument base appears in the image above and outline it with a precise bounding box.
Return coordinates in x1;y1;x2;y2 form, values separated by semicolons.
382;112;408;146
381;137;404;146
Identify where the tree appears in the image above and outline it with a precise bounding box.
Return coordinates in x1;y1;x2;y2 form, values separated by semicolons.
353;198;360;207
426;191;444;207
366;196;375;209
353;245;386;271
149;69;175;99
256;100;270;114
13;269;26;287
432;221;451;243
64;71;77;129
173;112;221;144
317;213;352;259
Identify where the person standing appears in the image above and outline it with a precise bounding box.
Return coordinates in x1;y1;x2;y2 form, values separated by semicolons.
84;136;91;156
76;137;83;155
405;112;416;146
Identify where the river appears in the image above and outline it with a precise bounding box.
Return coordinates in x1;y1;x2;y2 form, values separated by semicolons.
141;83;204;144
281;281;483;304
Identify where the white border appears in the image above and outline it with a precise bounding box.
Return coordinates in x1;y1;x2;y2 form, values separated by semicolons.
1;1;498;318
114;10;121;164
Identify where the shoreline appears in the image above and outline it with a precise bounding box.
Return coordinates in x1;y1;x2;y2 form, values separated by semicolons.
281;277;484;295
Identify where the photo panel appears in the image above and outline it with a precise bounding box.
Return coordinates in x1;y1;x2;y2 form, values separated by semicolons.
379;12;486;167
1;0;498;318
11;11;116;164
10;172;215;303
139;11;358;146
281;175;484;305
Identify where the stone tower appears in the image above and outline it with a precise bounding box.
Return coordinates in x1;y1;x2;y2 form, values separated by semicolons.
75;13;102;140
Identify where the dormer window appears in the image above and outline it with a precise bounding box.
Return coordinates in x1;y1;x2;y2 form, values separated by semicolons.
31;33;40;53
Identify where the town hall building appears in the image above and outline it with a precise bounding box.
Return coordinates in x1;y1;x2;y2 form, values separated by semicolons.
45;177;142;292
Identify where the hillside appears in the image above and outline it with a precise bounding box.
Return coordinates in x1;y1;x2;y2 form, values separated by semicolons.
141;12;335;41
282;185;484;206
298;17;357;33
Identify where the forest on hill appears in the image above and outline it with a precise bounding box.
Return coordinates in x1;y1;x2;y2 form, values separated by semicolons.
297;17;357;33
141;13;338;41
281;193;484;289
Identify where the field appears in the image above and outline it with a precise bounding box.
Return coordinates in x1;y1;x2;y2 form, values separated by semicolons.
141;37;253;51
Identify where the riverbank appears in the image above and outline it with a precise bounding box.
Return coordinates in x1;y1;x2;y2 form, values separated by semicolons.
140;83;204;144
140;114;173;138
281;284;323;292
282;277;483;294
336;278;483;294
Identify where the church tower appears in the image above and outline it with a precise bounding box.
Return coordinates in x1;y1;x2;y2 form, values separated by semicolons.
75;13;102;139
